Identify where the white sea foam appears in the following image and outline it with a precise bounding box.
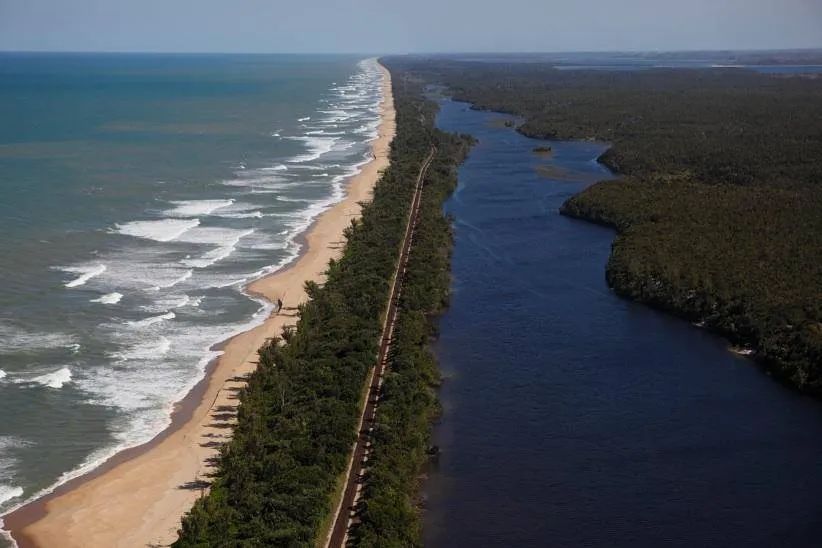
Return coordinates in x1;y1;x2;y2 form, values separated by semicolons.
0;321;77;354
128;312;175;327
0;437;29;520
306;129;345;136
165;199;234;218
148;269;193;291
0;370;6;380
210;200;264;214
239;231;288;251
91;292;123;305
181;229;255;269
30;367;72;389
197;201;263;219
211;276;249;289
72;298;273;465
222;175;292;190
298;116;311;122
286;136;339;163
114;218;200;242
0;485;23;507
62;264;106;288
111;336;172;362
218;210;263;219
354;120;380;137
139;294;190;312
177;225;255;247
318;108;357;123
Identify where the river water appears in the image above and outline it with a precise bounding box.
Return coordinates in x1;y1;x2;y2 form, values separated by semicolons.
424;99;822;547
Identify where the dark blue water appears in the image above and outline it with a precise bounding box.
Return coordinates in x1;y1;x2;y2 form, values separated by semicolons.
424;100;822;547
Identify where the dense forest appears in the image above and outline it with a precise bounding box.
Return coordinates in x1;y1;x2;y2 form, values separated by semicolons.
390;57;822;393
349;65;472;547
173;64;470;546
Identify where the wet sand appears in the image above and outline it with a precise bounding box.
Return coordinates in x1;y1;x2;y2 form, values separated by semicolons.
3;62;395;548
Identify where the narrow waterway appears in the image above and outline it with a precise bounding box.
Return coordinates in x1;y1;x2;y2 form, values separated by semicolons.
423;99;822;547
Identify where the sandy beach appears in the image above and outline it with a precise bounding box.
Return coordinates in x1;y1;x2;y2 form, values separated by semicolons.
3;62;395;548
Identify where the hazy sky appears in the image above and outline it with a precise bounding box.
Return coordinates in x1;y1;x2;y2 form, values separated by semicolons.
1;0;820;53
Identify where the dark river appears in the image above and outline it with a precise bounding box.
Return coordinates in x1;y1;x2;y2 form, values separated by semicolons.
423;99;822;547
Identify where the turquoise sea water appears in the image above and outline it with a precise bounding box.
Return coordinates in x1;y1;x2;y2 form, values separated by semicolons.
0;53;383;529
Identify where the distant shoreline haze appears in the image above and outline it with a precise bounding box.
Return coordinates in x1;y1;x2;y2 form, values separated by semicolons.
1;48;822;56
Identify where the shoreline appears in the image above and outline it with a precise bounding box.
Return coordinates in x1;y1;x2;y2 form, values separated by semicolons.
2;60;395;548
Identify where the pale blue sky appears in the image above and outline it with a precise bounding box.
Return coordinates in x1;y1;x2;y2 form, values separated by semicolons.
1;0;820;53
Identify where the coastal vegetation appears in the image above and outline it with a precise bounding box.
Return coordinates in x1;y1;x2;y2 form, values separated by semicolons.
173;63;470;546
391;58;822;394
349;83;471;547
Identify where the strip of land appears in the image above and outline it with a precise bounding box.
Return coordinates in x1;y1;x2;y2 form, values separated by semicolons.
325;146;436;548
170;58;470;548
3;63;395;548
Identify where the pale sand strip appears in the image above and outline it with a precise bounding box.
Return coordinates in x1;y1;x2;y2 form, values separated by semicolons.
4;62;395;548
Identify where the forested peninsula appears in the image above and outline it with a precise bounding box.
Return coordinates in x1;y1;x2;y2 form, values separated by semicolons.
393;58;822;394
173;63;471;546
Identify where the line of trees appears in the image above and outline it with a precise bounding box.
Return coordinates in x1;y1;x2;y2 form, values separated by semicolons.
173;62;470;546
393;58;822;394
350;59;473;547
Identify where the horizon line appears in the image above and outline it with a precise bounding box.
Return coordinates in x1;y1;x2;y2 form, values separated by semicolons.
1;46;822;56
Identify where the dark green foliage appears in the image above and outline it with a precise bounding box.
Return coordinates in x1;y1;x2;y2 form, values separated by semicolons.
390;57;822;393
174;63;469;547
563;181;822;386
349;89;472;545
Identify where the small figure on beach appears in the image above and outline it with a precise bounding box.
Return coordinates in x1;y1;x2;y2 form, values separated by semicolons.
276;298;283;314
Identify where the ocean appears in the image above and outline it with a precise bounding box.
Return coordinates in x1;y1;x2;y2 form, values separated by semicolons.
424;99;822;546
0;53;383;528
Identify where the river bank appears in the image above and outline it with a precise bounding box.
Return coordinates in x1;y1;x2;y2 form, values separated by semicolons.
2;62;395;548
